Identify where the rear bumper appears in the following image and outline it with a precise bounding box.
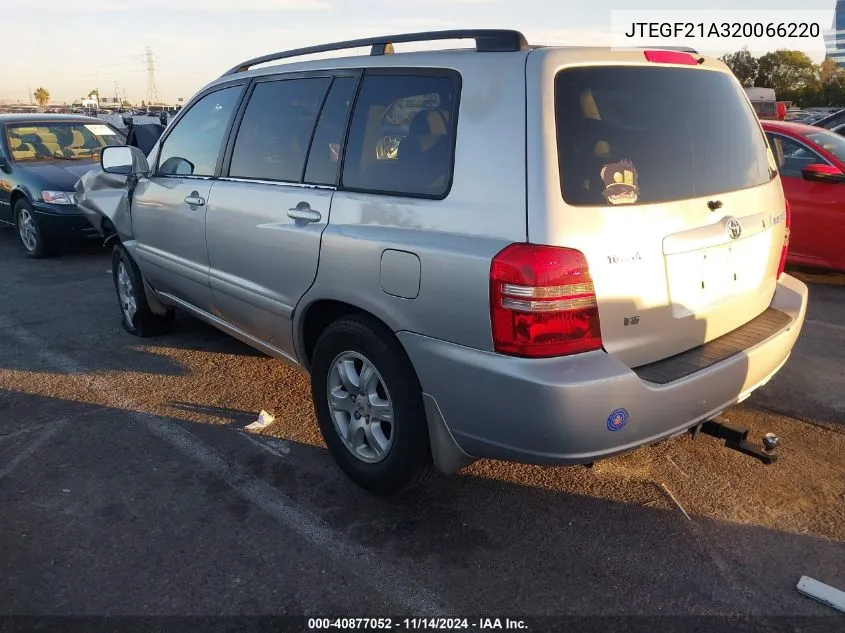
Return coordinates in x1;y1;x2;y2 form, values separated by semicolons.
32;204;100;240
398;273;808;467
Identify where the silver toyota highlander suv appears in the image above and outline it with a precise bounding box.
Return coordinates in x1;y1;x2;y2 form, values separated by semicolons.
78;30;808;495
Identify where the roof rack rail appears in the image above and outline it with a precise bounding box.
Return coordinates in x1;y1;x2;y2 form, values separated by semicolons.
221;29;529;76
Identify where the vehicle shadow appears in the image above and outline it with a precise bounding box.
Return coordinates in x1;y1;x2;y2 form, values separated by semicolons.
756;275;845;428
0;226;110;260
0;388;841;618
786;264;845;287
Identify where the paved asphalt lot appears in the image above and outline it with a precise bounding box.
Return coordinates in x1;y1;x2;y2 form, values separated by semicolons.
0;231;843;624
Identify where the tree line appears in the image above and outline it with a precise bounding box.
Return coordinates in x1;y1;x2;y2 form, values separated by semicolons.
719;48;845;107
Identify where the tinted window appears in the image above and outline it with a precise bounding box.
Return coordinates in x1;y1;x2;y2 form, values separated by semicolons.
766;133;828;178
555;67;774;207
341;72;458;198
157;85;242;177
230;77;331;182
304;77;358;186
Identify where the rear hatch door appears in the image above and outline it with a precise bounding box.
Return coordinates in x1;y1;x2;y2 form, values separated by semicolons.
526;50;787;368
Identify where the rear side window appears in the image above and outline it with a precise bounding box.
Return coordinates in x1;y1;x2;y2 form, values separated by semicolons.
157;85;242;177
341;71;459;198
555;67;775;207
229;77;331;183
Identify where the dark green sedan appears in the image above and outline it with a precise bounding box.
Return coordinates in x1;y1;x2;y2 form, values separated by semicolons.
0;114;126;257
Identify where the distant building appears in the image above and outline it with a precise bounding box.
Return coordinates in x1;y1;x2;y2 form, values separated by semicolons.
72;94;99;108
826;0;845;68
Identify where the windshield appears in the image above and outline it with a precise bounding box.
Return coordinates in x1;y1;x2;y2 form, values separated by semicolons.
801;128;845;163
555;66;774;207
6;122;125;162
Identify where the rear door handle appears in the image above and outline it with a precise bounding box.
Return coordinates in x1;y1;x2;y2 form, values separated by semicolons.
184;192;206;207
287;202;321;223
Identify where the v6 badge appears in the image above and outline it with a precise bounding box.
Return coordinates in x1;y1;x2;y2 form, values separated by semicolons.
624;315;640;326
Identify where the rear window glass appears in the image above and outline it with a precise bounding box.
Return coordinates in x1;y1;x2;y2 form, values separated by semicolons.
555;66;775;207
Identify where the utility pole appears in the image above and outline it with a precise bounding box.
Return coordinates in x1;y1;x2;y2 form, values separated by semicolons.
145;46;160;105
28;86;33;104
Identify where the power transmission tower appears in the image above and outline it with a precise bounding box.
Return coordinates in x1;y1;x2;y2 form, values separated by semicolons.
145;46;160;105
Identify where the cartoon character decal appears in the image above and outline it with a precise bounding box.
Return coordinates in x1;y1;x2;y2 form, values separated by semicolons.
600;159;639;205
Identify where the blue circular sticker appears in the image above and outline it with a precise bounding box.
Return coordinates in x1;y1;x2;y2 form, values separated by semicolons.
607;408;628;432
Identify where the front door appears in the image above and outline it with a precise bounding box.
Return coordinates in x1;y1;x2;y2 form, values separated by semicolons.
130;84;244;312
206;74;359;356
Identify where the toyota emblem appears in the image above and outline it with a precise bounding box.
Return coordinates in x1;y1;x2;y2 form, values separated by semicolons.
727;219;742;240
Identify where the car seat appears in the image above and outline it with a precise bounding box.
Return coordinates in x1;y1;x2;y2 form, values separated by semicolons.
68;129;93;157
9;137;37;160
35;131;66;157
395;108;451;192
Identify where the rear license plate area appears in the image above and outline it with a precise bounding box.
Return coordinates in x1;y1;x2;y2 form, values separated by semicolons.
665;232;770;317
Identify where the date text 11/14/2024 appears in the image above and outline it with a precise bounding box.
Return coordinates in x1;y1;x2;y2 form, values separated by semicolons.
623;21;821;39
307;618;528;630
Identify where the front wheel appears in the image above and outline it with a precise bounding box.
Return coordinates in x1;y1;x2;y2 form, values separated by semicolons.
112;245;174;337
14;200;53;258
310;314;435;495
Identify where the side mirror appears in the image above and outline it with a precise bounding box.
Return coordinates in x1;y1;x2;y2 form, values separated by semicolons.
101;145;150;177
0;156;9;173
801;163;845;183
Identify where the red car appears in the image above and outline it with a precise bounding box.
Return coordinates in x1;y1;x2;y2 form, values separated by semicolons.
762;120;845;273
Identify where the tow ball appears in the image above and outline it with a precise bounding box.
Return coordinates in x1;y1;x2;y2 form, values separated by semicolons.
691;416;780;465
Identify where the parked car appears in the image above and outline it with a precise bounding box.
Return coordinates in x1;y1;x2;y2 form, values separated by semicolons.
76;30;807;495
762;120;845;272
0;114;127;257
811;108;845;131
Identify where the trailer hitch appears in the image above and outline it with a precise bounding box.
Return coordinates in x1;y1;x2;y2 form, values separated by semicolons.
692;416;780;465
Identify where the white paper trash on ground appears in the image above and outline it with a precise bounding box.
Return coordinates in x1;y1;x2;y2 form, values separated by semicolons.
796;575;845;613
244;410;275;431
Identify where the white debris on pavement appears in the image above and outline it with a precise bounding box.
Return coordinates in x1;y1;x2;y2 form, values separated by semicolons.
244;410;275;431
796;575;845;613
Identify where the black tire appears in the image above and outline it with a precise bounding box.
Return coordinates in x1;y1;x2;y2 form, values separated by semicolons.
111;244;174;337
14;199;54;258
310;314;436;495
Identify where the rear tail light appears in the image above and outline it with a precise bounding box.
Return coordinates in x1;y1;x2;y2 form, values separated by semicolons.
643;50;699;65
490;243;603;358
777;199;791;279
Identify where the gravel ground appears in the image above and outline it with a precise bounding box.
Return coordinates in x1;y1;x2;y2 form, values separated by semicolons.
0;231;842;626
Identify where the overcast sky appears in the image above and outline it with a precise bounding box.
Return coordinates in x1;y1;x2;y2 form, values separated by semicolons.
4;0;838;105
